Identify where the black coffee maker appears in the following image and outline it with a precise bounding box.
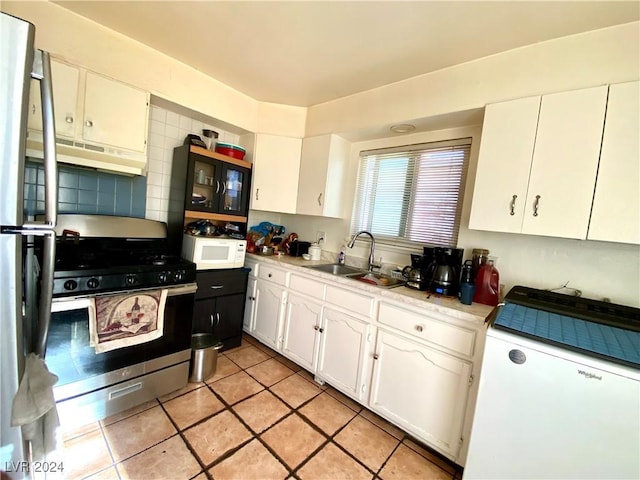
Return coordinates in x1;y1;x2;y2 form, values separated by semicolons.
429;247;464;296
403;250;436;291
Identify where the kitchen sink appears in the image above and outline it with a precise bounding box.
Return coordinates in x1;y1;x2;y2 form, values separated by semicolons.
304;263;364;276
344;272;405;289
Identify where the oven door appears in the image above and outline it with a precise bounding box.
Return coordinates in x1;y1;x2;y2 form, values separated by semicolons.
48;283;196;405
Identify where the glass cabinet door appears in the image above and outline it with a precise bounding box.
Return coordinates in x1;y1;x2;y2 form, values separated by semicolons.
190;157;220;212
221;164;250;216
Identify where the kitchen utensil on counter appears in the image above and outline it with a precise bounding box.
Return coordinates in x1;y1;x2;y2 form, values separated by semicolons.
202;129;219;151
429;247;464;297
289;240;310;257
309;243;322;261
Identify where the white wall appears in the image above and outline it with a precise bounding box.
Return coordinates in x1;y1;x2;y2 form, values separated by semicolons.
1;1;306;137
305;21;640;137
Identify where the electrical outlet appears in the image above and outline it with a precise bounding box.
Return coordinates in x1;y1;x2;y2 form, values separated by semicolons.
316;231;326;244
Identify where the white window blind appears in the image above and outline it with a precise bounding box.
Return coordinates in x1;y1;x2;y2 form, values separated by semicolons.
350;138;471;247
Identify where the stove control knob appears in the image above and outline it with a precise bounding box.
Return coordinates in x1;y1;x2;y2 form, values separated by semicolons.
125;274;137;286
63;279;78;291
87;278;100;289
173;271;184;282
158;272;168;283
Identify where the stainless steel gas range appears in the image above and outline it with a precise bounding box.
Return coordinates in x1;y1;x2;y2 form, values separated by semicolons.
42;215;196;428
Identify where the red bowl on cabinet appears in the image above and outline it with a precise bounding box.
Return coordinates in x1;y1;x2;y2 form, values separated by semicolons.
215;142;246;160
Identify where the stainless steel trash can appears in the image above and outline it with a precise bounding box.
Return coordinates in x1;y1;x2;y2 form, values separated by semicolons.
189;333;223;383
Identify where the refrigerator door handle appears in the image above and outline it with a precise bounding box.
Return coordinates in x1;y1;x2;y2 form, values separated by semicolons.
34;230;55;357
25;49;58;229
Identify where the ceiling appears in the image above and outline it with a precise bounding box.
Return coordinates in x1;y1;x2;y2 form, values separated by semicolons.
54;1;639;108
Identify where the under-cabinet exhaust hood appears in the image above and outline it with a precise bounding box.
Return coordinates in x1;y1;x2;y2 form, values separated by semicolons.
26;130;147;176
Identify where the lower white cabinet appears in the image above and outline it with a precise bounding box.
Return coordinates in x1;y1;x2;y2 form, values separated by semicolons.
316;307;373;402
369;329;472;459
243;276;256;333
282;292;323;371
252;281;286;349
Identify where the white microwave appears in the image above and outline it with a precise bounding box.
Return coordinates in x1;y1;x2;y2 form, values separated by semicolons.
181;235;246;270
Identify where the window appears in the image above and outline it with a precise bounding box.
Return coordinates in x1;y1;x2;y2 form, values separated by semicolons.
350;138;471;248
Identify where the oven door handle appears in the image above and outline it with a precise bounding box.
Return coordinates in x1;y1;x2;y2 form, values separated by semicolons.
166;283;198;297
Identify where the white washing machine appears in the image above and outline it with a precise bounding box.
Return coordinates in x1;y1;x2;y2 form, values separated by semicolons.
464;286;640;480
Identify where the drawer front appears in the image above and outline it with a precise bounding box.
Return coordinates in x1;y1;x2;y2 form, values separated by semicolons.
289;273;325;300
378;302;476;357
196;269;248;299
325;285;375;318
258;265;289;286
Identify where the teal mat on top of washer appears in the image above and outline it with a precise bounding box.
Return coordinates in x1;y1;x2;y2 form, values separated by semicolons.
494;302;640;368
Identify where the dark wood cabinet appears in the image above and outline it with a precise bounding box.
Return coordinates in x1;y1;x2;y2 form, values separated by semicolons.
193;268;248;351
168;145;252;255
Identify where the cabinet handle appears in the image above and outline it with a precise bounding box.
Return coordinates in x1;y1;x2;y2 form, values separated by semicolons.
256;188;260;201
210;314;214;327
65;116;74;124
313;325;319;331
510;194;517;216
415;325;424;332
268;273;272;278
210;285;224;289
533;195;541;217
215;180;220;194
317;193;323;206
373;353;379;360
222;181;227;195
319;327;324;333
32;104;36;115
216;312;220;326
85;120;93;127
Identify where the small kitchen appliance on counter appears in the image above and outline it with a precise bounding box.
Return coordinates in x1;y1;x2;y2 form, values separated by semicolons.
464;286;639;479
402;252;436;291
429;247;464;296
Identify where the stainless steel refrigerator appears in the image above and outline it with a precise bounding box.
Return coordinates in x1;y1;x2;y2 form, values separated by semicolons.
1;11;58;470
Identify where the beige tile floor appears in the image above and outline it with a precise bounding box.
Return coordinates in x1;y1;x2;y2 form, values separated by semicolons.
59;334;463;480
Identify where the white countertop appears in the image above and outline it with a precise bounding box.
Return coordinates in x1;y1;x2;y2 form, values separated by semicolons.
246;253;494;325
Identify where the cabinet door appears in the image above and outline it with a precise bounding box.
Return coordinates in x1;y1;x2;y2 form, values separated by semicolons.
244;277;257;333
28;60;79;138
468;96;540;233
588;81;640;245
215;293;245;350
187;153;223;213
252;281;286;350
220;163;251;216
316;307;372;402
369;329;472;459
83;71;149;152
251;134;302;214
193;298;215;334
296;134;349;218
522;86;607;239
282;293;322;371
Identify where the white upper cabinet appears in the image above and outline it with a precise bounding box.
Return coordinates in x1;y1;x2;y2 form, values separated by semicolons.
588;81;640;245
469;85;608;240
250;134;302;214
296;134;350;218
468;96;541;233
28;60;79;138
82;72;149;153
521;86;607;238
27;58;150;175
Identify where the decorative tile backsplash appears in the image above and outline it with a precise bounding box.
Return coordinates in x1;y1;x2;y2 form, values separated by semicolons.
145;105;240;223
23;160;147;218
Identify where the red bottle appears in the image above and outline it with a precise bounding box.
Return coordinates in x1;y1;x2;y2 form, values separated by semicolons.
473;259;499;306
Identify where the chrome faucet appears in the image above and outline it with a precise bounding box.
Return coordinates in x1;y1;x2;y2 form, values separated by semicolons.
347;230;381;272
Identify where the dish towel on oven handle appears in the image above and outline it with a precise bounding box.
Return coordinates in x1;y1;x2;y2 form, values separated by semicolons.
88;289;168;353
